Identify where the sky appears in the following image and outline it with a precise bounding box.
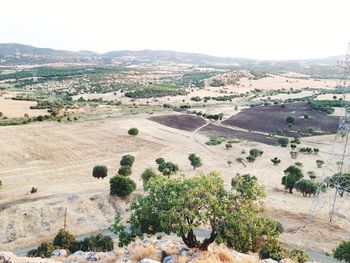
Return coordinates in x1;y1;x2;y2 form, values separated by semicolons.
1;0;350;60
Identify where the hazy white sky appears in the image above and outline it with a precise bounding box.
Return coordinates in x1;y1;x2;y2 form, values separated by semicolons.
1;0;349;59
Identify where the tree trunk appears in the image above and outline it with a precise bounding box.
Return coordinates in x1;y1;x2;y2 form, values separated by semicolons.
289;188;293;194
181;229;216;251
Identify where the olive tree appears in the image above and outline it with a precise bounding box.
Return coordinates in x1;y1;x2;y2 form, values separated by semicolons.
92;165;108;179
281;165;303;194
111;172;282;252
188;153;202;170
109;175;136;197
120;155;135;166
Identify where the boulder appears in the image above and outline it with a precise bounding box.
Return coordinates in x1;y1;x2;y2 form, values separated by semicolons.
51;249;67;257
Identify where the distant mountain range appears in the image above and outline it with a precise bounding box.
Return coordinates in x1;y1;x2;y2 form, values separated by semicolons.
0;43;344;69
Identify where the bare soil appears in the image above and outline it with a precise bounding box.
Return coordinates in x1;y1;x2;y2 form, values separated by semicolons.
222;102;339;136
148;114;207;131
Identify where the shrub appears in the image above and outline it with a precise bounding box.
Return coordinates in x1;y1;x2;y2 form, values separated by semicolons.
271;157;281;166
120;154;135;166
303;114;309;120
316;159;324;168
307;171;316;180
36;115;45;122
290;248;310;263
278;137;289;147
225;143;232;150
70;233;113;253
53;229;75;250
308;127;315;134
291;136;301;144
118;165;132;176
92;165;108;179
286;116;295;124
259;239;288;261
294;179;317;197
158;161;179;176
334;240;350;262
27;242;58;258
290;151;299;159
295;162;303;168
110;175;136;197
249;148;263;158
128;128;139;136
141;168;157;190
155;157;165;165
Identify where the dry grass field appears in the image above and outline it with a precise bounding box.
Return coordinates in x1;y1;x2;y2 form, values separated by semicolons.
0;106;348;253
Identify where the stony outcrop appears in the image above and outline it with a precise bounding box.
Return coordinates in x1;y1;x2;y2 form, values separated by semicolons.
0;239;306;263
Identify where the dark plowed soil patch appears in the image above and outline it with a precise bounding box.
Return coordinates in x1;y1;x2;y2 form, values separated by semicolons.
149;114;207;131
222;102;339;137
200;124;279;146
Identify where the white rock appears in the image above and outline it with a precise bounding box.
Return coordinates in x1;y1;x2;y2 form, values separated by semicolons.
139;259;161;263
85;252;99;261
51;249;67;257
261;259;278;263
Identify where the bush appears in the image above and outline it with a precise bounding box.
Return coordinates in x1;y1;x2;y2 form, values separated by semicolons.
120;154;135;166
249;148;263;158
271;157;281;166
70;234;113;253
294;179;317;197
92;165;108;179
128;128;139;136
282;166;303;194
334;240;350;262
259;239;288;261
278;137;289;147
286;116;295;124
141;168;157;190
53;229;75;250
118;165;132;176
290;248;310;263
110;175;136;197
27;242;58;258
316;159;324;168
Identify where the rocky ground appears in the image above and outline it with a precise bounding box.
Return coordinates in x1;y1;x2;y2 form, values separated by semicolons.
0;239;310;263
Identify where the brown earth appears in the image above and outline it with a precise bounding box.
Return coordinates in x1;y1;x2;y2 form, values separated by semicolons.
222;102;339;137
148;114;207;131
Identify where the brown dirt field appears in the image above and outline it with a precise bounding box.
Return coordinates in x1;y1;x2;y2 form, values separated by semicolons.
222;102;339;137
148;114;207;131
200;124;279;146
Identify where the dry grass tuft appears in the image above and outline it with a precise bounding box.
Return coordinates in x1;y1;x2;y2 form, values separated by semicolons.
132;245;161;262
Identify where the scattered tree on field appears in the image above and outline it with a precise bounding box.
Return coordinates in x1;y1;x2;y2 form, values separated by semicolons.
155;158;179;176
128;127;139;136
109;175;136;197
92;165;108;179
120;155;135;166
294;179;317;197
316;159;324;168
278;137;289;147
281;165;303;194
188;153;202;170
271;157;281;166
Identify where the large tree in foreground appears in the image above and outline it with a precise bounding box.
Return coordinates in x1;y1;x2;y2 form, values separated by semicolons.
111;172;282;252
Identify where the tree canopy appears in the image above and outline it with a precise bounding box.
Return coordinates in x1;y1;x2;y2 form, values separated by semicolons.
111;172;281;252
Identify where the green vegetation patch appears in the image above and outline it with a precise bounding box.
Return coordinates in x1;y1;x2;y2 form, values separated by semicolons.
125;83;187;98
